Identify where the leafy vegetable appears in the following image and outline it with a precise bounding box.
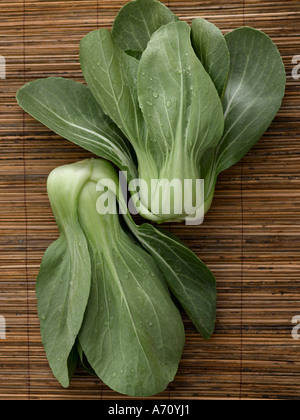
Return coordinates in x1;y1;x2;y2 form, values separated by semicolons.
15;0;286;397
79;20;224;222
39;158;185;396
17;1;285;221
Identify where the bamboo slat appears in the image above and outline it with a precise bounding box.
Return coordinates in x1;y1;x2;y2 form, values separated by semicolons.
0;0;300;400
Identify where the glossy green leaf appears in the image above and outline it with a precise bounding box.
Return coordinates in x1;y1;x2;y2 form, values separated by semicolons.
138;21;224;165
112;0;178;56
80;29;145;150
216;27;286;174
191;18;230;97
36;162;92;387
16;77;137;180
77;169;185;397
127;222;216;339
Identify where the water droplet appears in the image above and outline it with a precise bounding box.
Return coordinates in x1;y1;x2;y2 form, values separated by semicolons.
152;92;159;98
112;372;117;378
175;68;182;74
41;313;46;320
146;101;153;106
151;272;155;277
141;72;145;76
166;100;172;108
120;369;124;374
149;322;153;326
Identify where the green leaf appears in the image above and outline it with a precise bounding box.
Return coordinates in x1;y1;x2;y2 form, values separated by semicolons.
77;173;185;397
127;222;216;339
112;0;178;56
137;21;224;168
16;77;137;180
80;29;145;151
191;18;230;98
36;162;92;387
216;27;286;174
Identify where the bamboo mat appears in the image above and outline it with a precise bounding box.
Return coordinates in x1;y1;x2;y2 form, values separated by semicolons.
0;0;300;400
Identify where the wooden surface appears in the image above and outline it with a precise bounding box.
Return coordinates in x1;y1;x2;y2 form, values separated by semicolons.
1;0;300;400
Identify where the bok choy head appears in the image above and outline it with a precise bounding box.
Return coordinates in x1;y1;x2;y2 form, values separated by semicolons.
16;0;286;224
79;19;224;223
37;157;185;396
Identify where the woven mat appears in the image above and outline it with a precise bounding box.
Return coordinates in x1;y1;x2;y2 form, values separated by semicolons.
1;0;300;400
